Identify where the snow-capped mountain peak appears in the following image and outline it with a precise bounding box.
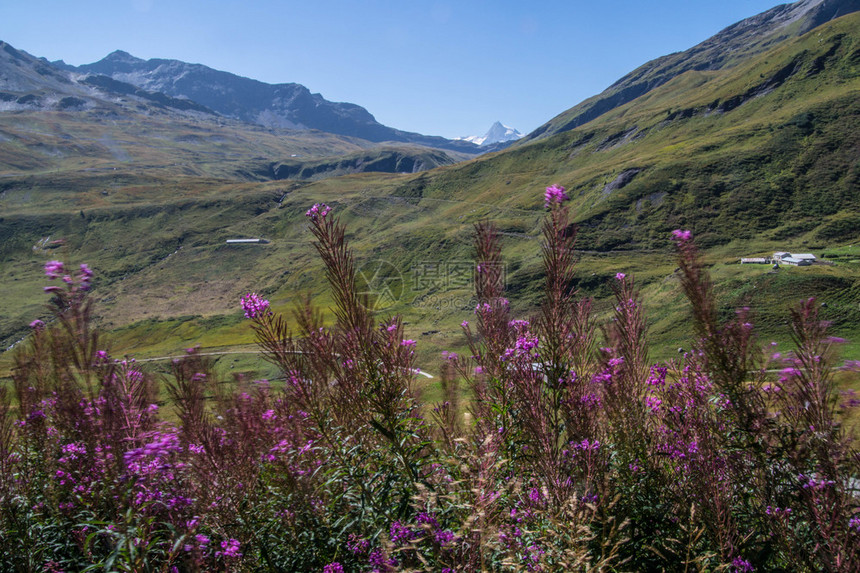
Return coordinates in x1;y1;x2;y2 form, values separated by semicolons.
457;121;523;146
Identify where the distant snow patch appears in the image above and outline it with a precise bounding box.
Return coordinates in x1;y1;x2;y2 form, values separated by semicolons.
456;121;523;146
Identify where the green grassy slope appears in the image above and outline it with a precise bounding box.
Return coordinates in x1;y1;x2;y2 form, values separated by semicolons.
270;146;460;181
523;0;860;142
0;110;377;182
418;14;860;251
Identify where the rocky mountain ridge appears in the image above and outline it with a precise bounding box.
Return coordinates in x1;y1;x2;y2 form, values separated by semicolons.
2;43;473;190
57;51;481;154
1;41;217;117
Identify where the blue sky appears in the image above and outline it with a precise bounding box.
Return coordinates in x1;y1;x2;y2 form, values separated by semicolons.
1;0;784;139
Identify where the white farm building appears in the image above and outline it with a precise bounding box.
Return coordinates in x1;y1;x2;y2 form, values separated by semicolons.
740;252;819;266
773;252;816;266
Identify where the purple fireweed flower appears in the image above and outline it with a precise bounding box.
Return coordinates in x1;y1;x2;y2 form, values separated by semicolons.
515;334;539;353
580;392;601;409
27;409;46;423
779;367;801;382
347;534;370;555
29;319;44;330
401;339;416;347
44;260;64;279
646;364;667;387
216;538;242;558
799;473;836;490
323;564;345;573
544;184;569;208
579;439;600;451
305;202;332;220
368;548;385;568
731;557;754;572
645;395;663;411
240;292;270;319
390;521;417;544
615;272;626;281
61;443;87;459
124;432;182;466
125;369;144;382
416;512;440;528
78;264;93;289
842;360;860;371
55;469;73;485
671;229;692;242
435;529;456;546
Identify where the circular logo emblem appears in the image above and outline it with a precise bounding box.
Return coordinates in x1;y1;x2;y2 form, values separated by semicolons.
355;259;404;311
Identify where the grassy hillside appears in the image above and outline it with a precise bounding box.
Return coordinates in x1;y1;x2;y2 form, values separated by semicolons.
2;15;860;379
270;146;461;180
523;0;860;142
420;14;860;251
0;110;379;181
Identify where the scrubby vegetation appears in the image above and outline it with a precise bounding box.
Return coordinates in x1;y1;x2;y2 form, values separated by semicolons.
1;187;858;571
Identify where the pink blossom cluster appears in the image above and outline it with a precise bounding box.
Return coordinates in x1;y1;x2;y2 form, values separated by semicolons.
44;261;94;291
44;260;65;279
216;538;242;559
544;184;569;208
305;202;332;220
79;264;93;289
123;432;182;465
671;229;693;242
240;292;271;319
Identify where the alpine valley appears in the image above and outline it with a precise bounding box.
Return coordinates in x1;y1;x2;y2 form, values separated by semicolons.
2;0;860;375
